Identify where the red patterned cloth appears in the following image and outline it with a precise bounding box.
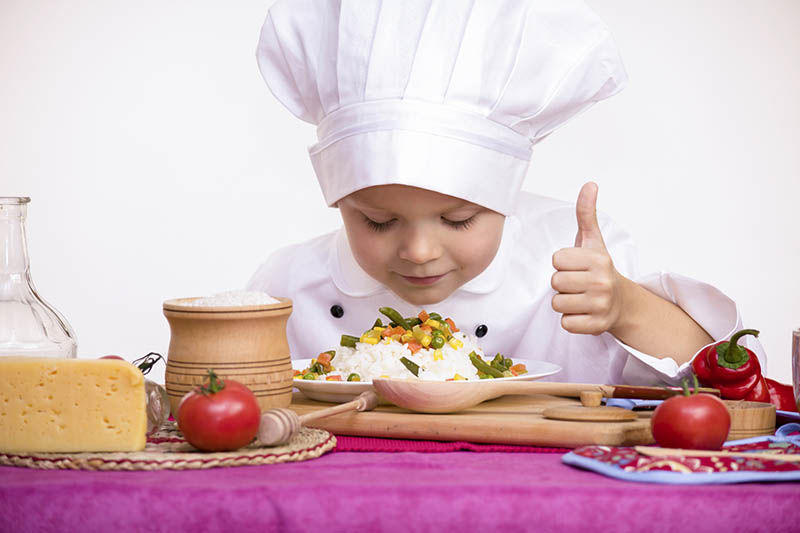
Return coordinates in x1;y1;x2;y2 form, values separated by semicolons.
572;439;800;474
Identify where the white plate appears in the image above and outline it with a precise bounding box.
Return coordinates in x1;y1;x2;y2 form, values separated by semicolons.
291;358;562;403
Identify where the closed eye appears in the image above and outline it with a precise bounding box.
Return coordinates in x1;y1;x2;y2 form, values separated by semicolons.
362;214;396;233
442;215;476;230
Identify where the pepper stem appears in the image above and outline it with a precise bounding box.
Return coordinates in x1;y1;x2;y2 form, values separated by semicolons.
717;329;759;369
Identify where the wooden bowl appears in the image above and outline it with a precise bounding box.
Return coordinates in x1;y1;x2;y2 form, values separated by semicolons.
723;400;776;439
162;297;293;415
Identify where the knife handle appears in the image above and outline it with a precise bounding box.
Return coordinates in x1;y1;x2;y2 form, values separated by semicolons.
611;385;721;400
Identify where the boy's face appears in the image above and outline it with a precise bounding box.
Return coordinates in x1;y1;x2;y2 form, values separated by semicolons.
338;185;505;305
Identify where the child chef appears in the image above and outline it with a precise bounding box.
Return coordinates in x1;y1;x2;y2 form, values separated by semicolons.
247;0;765;385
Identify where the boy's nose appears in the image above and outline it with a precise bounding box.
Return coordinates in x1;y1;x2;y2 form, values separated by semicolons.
397;231;442;265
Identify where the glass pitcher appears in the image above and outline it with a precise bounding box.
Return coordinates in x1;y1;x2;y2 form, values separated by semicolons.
0;197;77;357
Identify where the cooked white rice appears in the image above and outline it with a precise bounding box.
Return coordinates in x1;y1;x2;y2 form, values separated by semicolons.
312;331;487;381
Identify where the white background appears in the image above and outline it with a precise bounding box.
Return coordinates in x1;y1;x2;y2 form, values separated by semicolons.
2;1;798;386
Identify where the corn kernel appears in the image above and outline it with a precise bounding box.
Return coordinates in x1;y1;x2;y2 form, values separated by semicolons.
373;326;386;332
453;373;467;380
360;336;379;345
449;339;463;349
421;335;432;348
433;349;443;361
425;319;440;329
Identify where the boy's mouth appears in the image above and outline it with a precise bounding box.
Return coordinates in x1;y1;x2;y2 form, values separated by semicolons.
399;273;447;286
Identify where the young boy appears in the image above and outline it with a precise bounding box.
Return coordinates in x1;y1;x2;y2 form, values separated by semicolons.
248;0;764;385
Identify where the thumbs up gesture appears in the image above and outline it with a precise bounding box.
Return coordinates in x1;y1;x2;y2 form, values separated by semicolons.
551;182;624;335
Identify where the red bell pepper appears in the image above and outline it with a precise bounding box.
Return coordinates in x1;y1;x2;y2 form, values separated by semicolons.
692;329;769;402
765;378;798;412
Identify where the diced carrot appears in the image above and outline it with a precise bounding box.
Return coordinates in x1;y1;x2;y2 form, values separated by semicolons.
382;325;405;338
317;352;332;366
420;325;433;334
445;318;459;332
326;375;342;381
406;340;422;354
418;310;429;322
293;369;302;376
510;363;527;374
510;368;518;376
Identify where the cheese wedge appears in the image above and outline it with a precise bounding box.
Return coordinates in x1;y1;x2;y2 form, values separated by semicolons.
0;357;147;453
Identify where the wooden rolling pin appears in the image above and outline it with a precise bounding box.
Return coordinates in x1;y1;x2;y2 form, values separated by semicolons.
257;391;378;446
635;446;800;463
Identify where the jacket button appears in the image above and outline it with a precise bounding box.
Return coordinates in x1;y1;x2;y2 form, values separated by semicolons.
475;324;488;338
330;305;344;318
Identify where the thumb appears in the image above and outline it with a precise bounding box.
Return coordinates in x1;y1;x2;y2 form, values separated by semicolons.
574;181;605;249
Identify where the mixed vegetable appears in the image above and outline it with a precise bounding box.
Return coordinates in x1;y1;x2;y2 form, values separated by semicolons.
294;307;527;382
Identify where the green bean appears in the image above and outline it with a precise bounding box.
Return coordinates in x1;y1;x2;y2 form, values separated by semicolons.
431;335;445;349
347;373;361;382
469;351;504;378
372;318;383;328
379;307;411;330
400;357;420;377
323;350;336;361
310;362;327;375
340;334;360;347
428;312;442;321
405;317;422;327
490;353;506;372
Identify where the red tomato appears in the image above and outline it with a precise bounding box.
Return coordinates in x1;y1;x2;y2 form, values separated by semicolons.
178;370;261;452
651;393;731;450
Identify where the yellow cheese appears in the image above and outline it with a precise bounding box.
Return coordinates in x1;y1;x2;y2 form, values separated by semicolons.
0;357;147;453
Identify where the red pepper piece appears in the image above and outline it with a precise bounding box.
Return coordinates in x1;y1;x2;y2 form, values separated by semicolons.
743;375;770;403
706;329;761;384
765;378;798;412
717;371;760;400
691;349;714;383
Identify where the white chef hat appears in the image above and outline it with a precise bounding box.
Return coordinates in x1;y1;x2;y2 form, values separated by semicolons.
257;0;627;215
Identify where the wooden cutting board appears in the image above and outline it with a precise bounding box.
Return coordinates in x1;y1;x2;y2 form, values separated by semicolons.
289;392;655;448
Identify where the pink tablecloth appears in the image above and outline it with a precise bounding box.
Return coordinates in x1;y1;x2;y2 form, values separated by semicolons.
2;449;799;532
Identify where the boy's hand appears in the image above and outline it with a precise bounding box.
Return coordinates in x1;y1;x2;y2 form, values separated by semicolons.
551;182;626;335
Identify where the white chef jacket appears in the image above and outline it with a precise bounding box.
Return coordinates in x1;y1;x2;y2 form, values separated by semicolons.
247;192;766;386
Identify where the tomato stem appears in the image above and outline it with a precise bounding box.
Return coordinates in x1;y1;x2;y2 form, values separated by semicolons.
198;369;226;395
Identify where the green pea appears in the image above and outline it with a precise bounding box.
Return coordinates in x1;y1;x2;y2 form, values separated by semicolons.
431;335;445;349
347;373;361;382
302;373;317;380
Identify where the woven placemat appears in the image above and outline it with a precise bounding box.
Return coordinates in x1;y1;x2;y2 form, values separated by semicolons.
0;422;336;471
